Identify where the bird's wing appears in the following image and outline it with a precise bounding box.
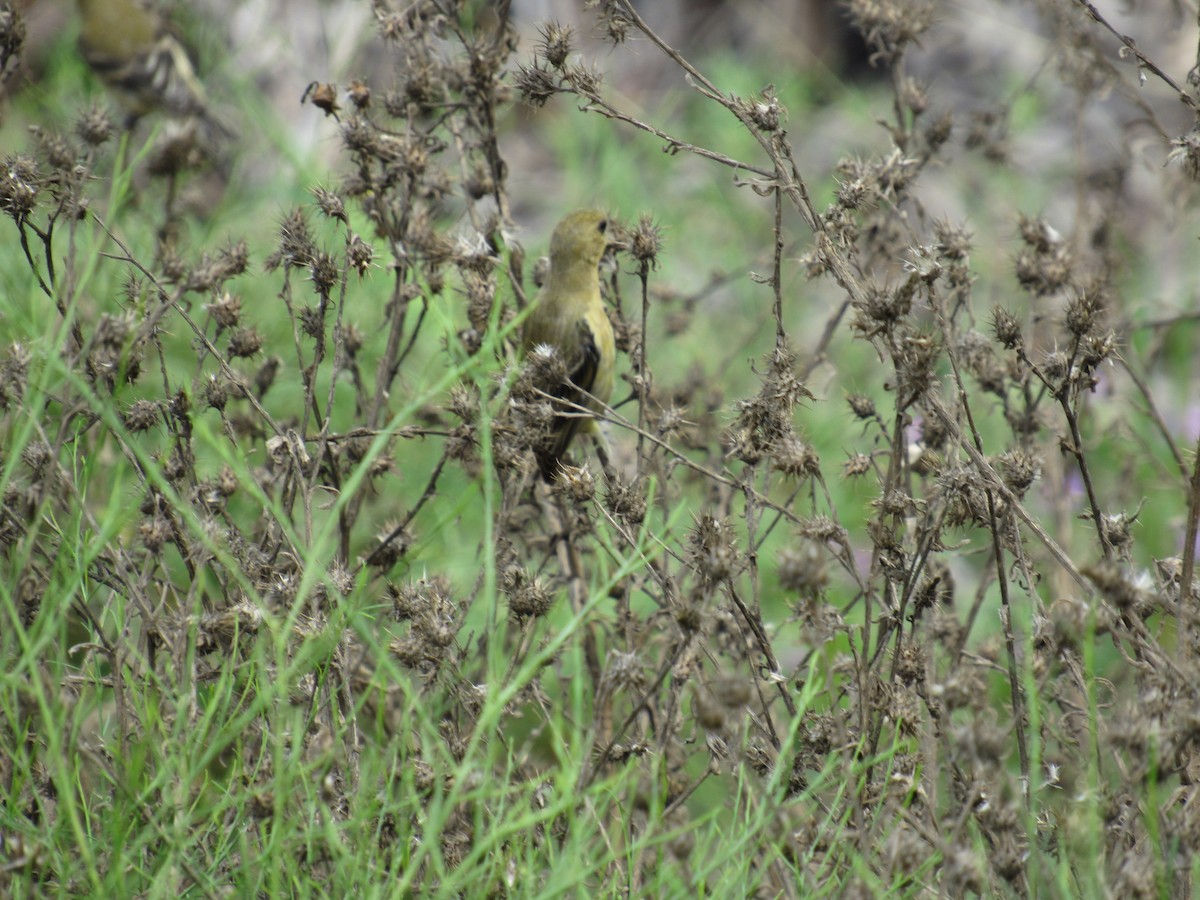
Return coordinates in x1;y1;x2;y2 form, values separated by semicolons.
567;317;601;398
536;319;601;479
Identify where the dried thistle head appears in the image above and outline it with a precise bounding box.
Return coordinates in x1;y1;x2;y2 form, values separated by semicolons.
778;538;828;598
688;514;736;585
537;21;574;69
312;185;348;224
588;0;632;44
628;214;663;268
1168;127;1200;181
502;566;554;619
0;154;40;224
991;306;1023;350
605;475;646;527
76;103;114;147
515;59;560;107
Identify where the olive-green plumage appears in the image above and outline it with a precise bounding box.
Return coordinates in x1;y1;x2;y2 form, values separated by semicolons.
76;0;229;141
522;209;617;479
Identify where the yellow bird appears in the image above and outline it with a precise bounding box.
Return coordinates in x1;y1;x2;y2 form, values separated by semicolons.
75;0;229;141
521;209;618;480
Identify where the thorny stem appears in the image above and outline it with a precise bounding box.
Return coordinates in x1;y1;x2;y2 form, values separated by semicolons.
726;578;796;721
368;266;414;430
583;639;688;789
362;453;449;570
314;243;357;563
1117;355;1186;479
739;475;777;749
771;187;785;346
1181;434;1200;662
1057;394;1113;560
927;394;1092;593
636;258;650;477
576;89;771;178
962;389;1031;795
1073;0;1200;114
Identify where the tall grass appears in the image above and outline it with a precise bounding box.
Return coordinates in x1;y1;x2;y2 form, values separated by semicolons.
3;0;1200;895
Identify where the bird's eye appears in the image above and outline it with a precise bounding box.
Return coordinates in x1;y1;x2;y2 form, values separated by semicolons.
598;220;608;234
